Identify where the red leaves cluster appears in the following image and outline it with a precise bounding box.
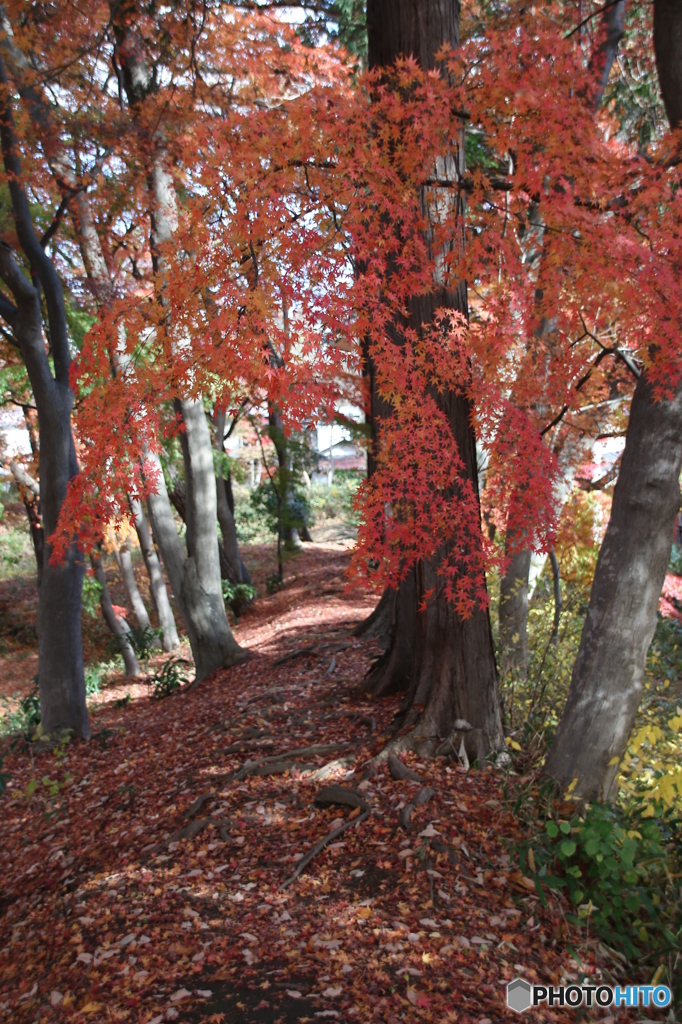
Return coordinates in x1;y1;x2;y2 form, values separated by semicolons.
8;1;679;602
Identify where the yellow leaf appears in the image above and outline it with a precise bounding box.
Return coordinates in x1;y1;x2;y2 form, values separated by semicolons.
79;1002;103;1014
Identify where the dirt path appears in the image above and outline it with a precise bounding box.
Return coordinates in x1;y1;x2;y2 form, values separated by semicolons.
0;546;637;1024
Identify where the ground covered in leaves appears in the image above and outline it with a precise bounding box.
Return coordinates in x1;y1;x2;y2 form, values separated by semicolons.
0;545;646;1024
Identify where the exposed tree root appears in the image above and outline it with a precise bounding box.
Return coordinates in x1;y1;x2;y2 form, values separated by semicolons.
387;752;423;783
398;786;436;830
281;786;370;888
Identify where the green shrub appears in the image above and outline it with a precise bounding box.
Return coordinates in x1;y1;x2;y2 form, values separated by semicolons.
222;580;256;619
513;794;681;975
148;658;189;699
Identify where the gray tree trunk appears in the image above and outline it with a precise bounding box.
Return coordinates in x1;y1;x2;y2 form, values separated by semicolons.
130;496;179;651
92;556;140;678
214;407;251;585
497;4;627;670
544;378;682;800
114;9;244;680
498;543;532;682
115;542;152;633
544;0;682;802
144;445;243;680
0;52;89;738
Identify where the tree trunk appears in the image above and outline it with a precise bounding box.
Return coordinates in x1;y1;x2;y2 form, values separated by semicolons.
363;0;504;760
114;8;244;680
0;52;89;739
115;542;152;633
544;376;682;801
268;404;301;548
129;496;179;651
498;542;531;682
544;0;682;802
92;556;140;678
145;445;245;681
496;2;627;665
214;407;251;584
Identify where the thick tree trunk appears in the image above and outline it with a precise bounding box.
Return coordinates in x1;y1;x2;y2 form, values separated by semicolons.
544;376;682;801
92;556;140;678
363;0;503;759
129;496;179;651
544;0;682;802
115;542;152;633
498;542;531;681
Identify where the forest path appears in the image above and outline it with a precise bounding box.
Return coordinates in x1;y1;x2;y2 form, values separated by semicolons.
0;545;634;1024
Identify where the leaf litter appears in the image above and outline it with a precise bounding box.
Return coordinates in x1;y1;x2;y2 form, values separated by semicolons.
0;545;640;1023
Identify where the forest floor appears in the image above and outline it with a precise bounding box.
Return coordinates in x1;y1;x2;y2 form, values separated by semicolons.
0;544;651;1024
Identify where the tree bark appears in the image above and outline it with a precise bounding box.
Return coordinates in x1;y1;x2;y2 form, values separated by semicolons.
498;542;531;682
497;3;628;667
92;555;140;678
114;6;244;680
0;52;89;739
544;0;682;802
115;542;152;633
214;407;251;584
363;0;504;760
544;377;682;801
129;496;179;651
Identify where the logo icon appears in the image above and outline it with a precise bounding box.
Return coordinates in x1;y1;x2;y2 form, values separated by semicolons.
507;978;532;1013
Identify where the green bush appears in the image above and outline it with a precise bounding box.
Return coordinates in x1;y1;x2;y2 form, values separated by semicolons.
222;580;256;618
514;796;681;972
1;682;41;739
147;658;189;699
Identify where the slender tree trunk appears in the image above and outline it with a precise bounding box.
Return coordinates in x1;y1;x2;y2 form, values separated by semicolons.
0;52;89;739
268;404;301;548
114;7;244;680
129;496;179;651
144;446;244;681
214;408;251;584
544;377;682;800
363;0;504;760
498;542;531;681
92;556;140;678
544;0;682;802
115;542;152;632
497;3;627;667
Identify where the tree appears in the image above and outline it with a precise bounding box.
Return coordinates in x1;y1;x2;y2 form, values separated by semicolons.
497;0;629;684
544;0;682;803
0;54;89;738
111;0;246;681
0;1;181;656
359;0;504;761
